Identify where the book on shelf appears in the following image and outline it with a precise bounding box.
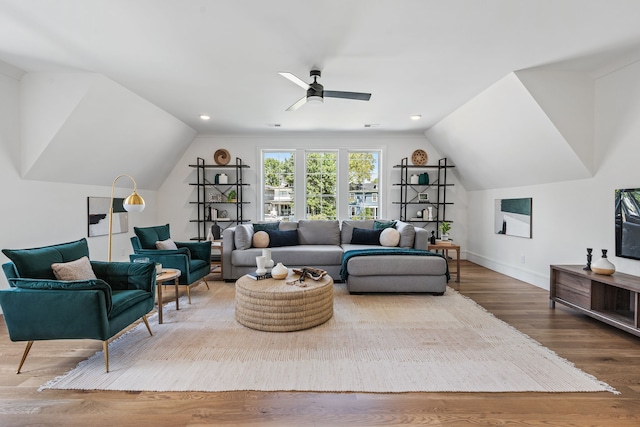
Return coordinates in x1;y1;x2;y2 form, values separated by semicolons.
246;271;272;280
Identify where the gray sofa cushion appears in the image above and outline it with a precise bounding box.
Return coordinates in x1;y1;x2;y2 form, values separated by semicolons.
234;224;254;250
340;220;374;244
346;254;447;276
278;221;299;231
298;220;340;245
232;245;344;267
396;221;416;248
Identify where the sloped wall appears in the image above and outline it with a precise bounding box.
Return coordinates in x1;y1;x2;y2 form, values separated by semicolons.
0;66;160;302
19;72;197;190
425;72;593;191
463;61;640;288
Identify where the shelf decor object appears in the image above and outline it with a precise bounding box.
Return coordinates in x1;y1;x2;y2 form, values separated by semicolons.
108;174;145;262
411;149;428;166
214;149;231;165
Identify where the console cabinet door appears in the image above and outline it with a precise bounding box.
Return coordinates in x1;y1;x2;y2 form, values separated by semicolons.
555;271;591;309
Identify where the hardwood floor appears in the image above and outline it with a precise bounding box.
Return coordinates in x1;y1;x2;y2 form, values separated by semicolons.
1;261;640;426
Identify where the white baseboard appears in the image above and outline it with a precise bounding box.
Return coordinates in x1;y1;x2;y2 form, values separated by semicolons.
466;252;549;290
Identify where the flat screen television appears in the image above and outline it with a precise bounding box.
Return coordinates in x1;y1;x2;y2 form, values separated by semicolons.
615;189;640;260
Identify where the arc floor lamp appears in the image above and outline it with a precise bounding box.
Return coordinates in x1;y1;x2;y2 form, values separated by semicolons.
108;174;145;262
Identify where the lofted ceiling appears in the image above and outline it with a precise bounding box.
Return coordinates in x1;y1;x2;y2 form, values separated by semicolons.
1;0;640;136
2;1;640;191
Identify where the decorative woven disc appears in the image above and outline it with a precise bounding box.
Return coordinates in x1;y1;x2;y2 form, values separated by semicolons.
214;149;230;165
411;149;428;165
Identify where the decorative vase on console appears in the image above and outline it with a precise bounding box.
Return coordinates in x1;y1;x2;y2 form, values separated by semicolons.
591;249;615;275
262;248;274;269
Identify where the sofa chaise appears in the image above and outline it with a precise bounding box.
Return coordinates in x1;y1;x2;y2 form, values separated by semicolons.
223;219;449;294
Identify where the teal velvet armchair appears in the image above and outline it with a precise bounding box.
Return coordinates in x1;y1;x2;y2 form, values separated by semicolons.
0;238;156;373
130;224;211;303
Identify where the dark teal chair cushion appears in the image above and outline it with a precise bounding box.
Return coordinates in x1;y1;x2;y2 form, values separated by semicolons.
134;224;171;249
9;278;113;314
110;289;152;318
2;238;90;279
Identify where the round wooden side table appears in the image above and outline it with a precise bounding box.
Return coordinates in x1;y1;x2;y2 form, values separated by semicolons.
155;268;181;324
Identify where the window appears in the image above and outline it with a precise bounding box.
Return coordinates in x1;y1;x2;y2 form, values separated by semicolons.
261;149;381;221
263;151;294;221
348;151;380;219
305;152;337;219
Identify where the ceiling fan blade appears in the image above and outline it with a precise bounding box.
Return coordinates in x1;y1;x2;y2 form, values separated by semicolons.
324;90;371;101
279;72;309;89
286;96;307;111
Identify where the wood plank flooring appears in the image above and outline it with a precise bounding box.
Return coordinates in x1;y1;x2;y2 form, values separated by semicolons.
1;261;639;426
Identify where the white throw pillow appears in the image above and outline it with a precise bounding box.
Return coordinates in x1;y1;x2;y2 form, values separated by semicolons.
51;256;97;281
156;238;178;250
379;228;400;247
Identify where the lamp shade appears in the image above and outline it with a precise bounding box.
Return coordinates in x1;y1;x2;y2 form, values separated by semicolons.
123;191;145;212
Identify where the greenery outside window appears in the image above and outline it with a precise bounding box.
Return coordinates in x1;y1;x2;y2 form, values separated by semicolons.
348;151;380;219
263;151;295;221
306;151;337;220
261;149;381;221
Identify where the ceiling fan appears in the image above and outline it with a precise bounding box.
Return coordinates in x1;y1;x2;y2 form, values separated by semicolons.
279;70;372;111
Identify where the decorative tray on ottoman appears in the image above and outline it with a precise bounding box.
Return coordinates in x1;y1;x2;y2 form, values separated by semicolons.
292;267;327;281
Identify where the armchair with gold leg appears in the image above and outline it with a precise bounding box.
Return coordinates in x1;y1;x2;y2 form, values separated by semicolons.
0;238;156;374
130;224;211;304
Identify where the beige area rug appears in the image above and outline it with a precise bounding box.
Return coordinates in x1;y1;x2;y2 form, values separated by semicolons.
41;282;616;393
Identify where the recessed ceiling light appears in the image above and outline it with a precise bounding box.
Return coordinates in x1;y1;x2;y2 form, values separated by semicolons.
410;115;422;121
200;115;210;120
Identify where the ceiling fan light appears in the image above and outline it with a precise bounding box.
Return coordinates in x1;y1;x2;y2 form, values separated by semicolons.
307;95;323;104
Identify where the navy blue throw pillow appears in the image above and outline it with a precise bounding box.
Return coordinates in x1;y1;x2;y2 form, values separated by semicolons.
350;228;383;245
267;229;299;247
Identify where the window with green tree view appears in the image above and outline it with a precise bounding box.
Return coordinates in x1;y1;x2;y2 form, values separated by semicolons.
263;151;294;221
348;151;379;219
261;149;380;221
306;151;337;219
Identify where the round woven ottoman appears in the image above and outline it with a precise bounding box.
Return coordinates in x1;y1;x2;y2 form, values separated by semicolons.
235;272;334;332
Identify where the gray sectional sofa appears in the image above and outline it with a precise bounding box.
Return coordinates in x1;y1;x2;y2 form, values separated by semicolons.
222;219;449;294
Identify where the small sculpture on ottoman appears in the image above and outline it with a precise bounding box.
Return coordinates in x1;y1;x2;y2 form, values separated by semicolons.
271;262;288;279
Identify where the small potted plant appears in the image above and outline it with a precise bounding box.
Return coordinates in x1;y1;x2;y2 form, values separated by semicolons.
227;190;237;203
439;221;451;241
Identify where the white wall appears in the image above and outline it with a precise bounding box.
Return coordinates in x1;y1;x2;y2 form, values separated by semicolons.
466;59;640;289
158;134;467;249
0;68;159;297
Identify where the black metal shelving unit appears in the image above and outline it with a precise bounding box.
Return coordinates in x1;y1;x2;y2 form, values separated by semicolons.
392;157;455;237
188;156;250;241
